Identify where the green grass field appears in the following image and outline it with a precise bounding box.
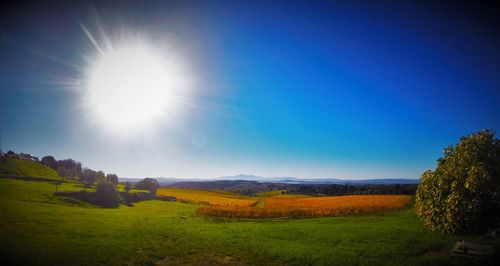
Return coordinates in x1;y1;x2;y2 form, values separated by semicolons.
1;177;499;265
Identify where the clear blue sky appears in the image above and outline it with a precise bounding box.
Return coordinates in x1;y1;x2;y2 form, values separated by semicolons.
1;1;499;179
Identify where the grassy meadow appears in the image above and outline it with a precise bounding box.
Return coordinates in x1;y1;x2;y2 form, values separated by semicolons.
2;177;499;265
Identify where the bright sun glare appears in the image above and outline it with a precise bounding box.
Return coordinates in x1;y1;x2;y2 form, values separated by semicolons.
80;22;193;137
88;45;173;129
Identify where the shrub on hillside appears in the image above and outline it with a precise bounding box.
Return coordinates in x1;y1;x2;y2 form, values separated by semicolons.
124;182;131;193
136;178;160;194
41;156;83;179
105;173;119;186
95;181;121;208
81;168;97;186
415;129;500;233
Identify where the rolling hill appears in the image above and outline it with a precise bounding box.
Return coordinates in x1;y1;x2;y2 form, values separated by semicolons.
0;157;61;181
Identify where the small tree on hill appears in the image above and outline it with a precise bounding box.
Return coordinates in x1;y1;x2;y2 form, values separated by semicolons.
95;180;121;208
136;178;160;195
415;129;500;233
81;168;97;186
124;182;132;193
106;173;119;186
41;156;58;170
95;171;106;183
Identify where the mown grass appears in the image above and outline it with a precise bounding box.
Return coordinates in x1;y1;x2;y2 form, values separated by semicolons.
1;178;499;265
0;157;61;180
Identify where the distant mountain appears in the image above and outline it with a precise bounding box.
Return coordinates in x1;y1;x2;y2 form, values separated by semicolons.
120;174;419;186
167;179;419;196
219;174;264;180
118;177;200;185
168;180;284;193
215;174;419;185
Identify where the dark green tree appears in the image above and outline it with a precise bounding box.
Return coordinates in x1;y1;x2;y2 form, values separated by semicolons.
105;174;119;186
41;156;58;170
124;182;132;193
415;129;500;233
95;181;121;208
81;168;97;186
95;171;106;183
136;178;160;194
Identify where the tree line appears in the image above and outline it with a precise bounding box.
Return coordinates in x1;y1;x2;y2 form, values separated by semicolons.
41;155;160;208
288;183;418;196
40;156;118;186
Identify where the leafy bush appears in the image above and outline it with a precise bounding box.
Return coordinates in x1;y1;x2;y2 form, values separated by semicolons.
415;129;500;233
105;173;118;186
124;182;131;193
95;181;121;208
136;178;159;194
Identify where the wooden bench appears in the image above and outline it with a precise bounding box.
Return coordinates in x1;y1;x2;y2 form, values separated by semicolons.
450;240;493;258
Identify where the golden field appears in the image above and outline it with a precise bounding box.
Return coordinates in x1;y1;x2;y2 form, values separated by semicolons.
156;188;411;218
156;188;258;207
197;195;411;218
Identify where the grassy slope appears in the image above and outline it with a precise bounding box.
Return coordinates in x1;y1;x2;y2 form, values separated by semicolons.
1;179;498;266
0;157;60;180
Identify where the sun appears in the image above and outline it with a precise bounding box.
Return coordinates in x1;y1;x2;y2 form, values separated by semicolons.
87;44;175;130
79;22;193;137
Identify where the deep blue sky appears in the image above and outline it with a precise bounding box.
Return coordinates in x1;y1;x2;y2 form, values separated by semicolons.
1;1;499;179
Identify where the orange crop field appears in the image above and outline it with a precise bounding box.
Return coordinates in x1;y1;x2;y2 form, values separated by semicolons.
197;195;411;218
158;188;411;218
156;188;258;207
